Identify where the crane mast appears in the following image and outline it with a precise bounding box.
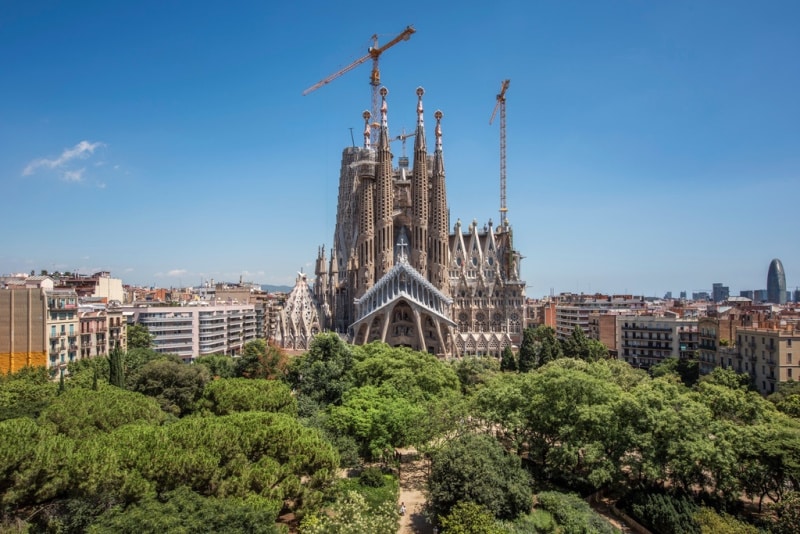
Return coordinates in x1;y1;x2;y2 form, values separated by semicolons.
303;26;415;145
490;79;510;226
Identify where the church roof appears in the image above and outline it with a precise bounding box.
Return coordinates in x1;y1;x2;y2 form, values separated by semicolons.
352;254;455;328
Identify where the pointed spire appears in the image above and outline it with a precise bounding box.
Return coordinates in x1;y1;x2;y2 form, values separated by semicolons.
414;87;426;151
330;244;339;274
362;110;371;149
434;110;443;152
379;87;389;149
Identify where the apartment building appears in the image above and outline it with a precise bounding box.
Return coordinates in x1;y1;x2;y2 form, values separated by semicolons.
2;286;125;376
735;325;800;395
555;294;646;341
57;271;124;303
0;289;48;373
618;313;698;369
46;289;81;374
123;303;259;361
587;311;625;357
79;305;127;359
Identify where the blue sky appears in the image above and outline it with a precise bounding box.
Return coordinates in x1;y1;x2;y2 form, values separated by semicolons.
2;1;798;297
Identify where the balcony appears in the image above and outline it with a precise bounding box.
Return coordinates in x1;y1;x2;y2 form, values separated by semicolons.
140;315;193;324
154;333;193;341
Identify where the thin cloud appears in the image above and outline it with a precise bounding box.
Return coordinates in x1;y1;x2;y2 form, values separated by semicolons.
63;168;85;182
167;269;187;277
23;140;104;176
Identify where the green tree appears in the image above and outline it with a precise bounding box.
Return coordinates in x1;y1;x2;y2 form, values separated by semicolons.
70;411;338;511
108;346;125;388
327;385;427;459
500;345;517;372
0;418;75;510
428;433;532;521
693;508;758;534
439;501;504;534
518;327;537;372
87;486;283;534
769;491;800;534
196;354;236;379
236;339;289;380
652;357;700;387
351;343;460;401
39;387;166;440
200;377;296;415
701;366;751;390
562;326;607;362
0;366;58;421
127;359;211;416
769;380;800;418
126;324;154;350
537;491;618;534
472;373;530;453
451;356;500;394
288;333;355;406
522;325;563;369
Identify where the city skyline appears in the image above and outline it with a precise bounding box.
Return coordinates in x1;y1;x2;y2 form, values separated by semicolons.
2;1;798;296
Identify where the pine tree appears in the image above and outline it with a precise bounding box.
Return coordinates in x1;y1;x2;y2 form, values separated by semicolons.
500;345;517;372
109;346;125;388
518;328;537;372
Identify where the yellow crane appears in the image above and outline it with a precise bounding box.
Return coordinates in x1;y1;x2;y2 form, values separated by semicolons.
490;79;510;225
303;26;416;143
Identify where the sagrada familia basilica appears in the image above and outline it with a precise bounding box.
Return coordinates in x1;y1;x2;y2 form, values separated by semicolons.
275;87;526;357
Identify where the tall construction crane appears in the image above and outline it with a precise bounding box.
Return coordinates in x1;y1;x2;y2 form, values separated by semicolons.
489;79;510;225
303;25;416;144
391;129;416;156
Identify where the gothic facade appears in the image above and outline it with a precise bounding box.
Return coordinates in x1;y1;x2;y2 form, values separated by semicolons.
281;86;525;357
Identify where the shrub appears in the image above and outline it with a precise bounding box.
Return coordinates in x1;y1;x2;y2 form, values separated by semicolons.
620;490;699;534
535;491;618;534
359;466;385;488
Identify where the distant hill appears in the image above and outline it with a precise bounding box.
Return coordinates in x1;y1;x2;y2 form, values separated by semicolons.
261;284;292;293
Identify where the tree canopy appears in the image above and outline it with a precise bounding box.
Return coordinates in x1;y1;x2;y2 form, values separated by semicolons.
428;433;532;521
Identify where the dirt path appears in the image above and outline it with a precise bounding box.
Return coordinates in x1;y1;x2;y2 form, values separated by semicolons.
393;459;635;534
397;458;433;534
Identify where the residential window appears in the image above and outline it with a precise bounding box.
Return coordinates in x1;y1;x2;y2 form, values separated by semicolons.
789;368;793;379
789;339;793;348
789;354;793;364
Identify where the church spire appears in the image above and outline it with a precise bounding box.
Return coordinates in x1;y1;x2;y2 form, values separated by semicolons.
362;110;371;150
378;87;389;149
375;86;394;278
430;109;449;295
411;87;429;275
414;86;426;152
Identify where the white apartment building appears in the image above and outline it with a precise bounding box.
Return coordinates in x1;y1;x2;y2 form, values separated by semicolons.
123;304;259;361
618;313;699;369
46;289;81;373
555;295;646;341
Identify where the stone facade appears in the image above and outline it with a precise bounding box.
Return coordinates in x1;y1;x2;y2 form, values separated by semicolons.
286;86;526;357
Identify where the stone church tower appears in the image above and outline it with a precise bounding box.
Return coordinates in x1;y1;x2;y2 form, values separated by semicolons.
288;86;526;357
